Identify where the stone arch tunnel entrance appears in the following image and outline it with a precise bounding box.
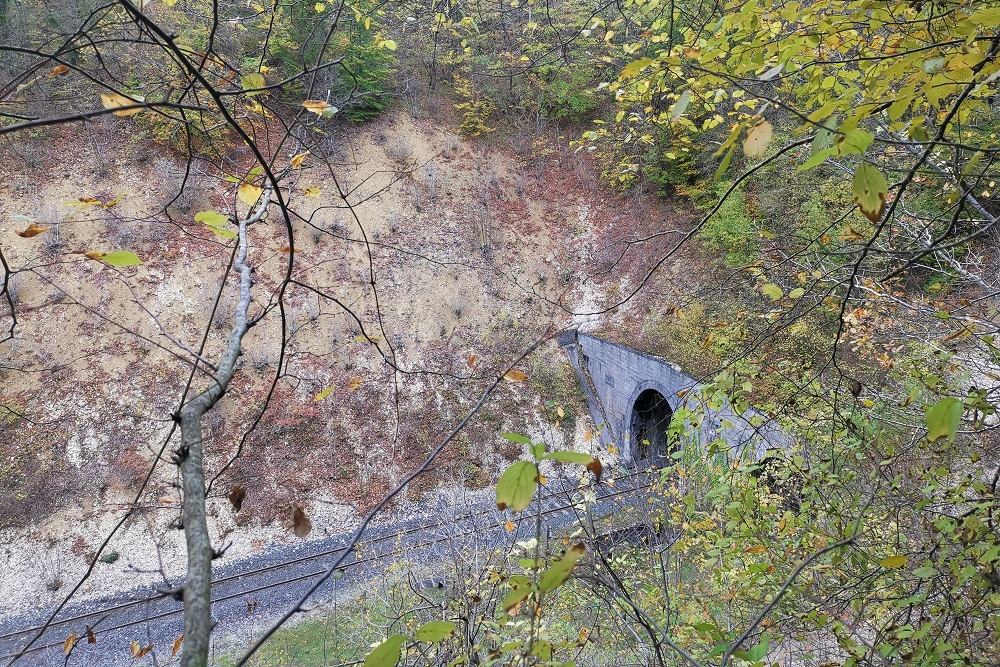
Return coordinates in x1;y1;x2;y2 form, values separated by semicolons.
630;389;673;464
560;331;790;463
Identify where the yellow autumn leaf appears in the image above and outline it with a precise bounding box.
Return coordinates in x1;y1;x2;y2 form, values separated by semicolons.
290;151;309;169
16;223;47;238
880;554;907;569
314;1;326;10
238;183;262;205
63;632;78;655
743;119;773;157
504;369;528;382
304;185;321;197
302;99;336;117
314;387;334;401
171;634;184;657
347;377;363;391
100;92;145;117
248;99;269;117
241;72;266;96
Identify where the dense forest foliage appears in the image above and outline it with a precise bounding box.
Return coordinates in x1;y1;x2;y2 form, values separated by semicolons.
1;0;998;666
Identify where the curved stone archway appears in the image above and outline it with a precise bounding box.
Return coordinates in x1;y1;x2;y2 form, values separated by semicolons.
629;388;673;464
559;331;791;463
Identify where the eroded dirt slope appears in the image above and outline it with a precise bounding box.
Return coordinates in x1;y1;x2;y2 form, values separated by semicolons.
0;108;696;611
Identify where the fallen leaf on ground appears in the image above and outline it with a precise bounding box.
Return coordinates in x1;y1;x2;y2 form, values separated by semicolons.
130;640;153;658
100;92;145;117
16;223;47;238
504;369;528;382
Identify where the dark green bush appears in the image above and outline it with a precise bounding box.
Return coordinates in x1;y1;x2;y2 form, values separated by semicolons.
335;33;394;122
539;69;600;121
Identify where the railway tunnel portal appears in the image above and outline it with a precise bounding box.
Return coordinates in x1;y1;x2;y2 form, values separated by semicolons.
558;330;788;463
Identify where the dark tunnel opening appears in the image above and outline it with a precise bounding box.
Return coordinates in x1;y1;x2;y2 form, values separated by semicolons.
629;389;673;464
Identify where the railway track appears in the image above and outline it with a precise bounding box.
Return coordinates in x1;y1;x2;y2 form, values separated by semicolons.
0;468;662;666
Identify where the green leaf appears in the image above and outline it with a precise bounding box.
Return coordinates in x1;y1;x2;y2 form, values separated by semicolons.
913;565;937;579
500;432;531;445
887;95;911;122
811;116;838;152
241;72;265;95
746;634;769;661
836;128;873;155
531;639;553;660
364;635;406;667
714;143;736;181
194;210;227;227
413;620;456;643
925;397;962;443
496;461;538;512
852;163;888;222
101;250;142;267
880;554;907;569
961;151;984;178
709;641;729;657
538;543;586;592
620;57;653;79
970;7;1000;26
194;211;236;239
922;57;945;74
670;89;693;121
761;283;783;301
908;119;930;142
796;147;835;172
543;450;595;465
502;582;532;612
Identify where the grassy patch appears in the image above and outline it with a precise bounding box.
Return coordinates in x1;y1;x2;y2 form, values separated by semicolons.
219;572;431;666
219;616;356;667
529;352;588;429
698;182;758;266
